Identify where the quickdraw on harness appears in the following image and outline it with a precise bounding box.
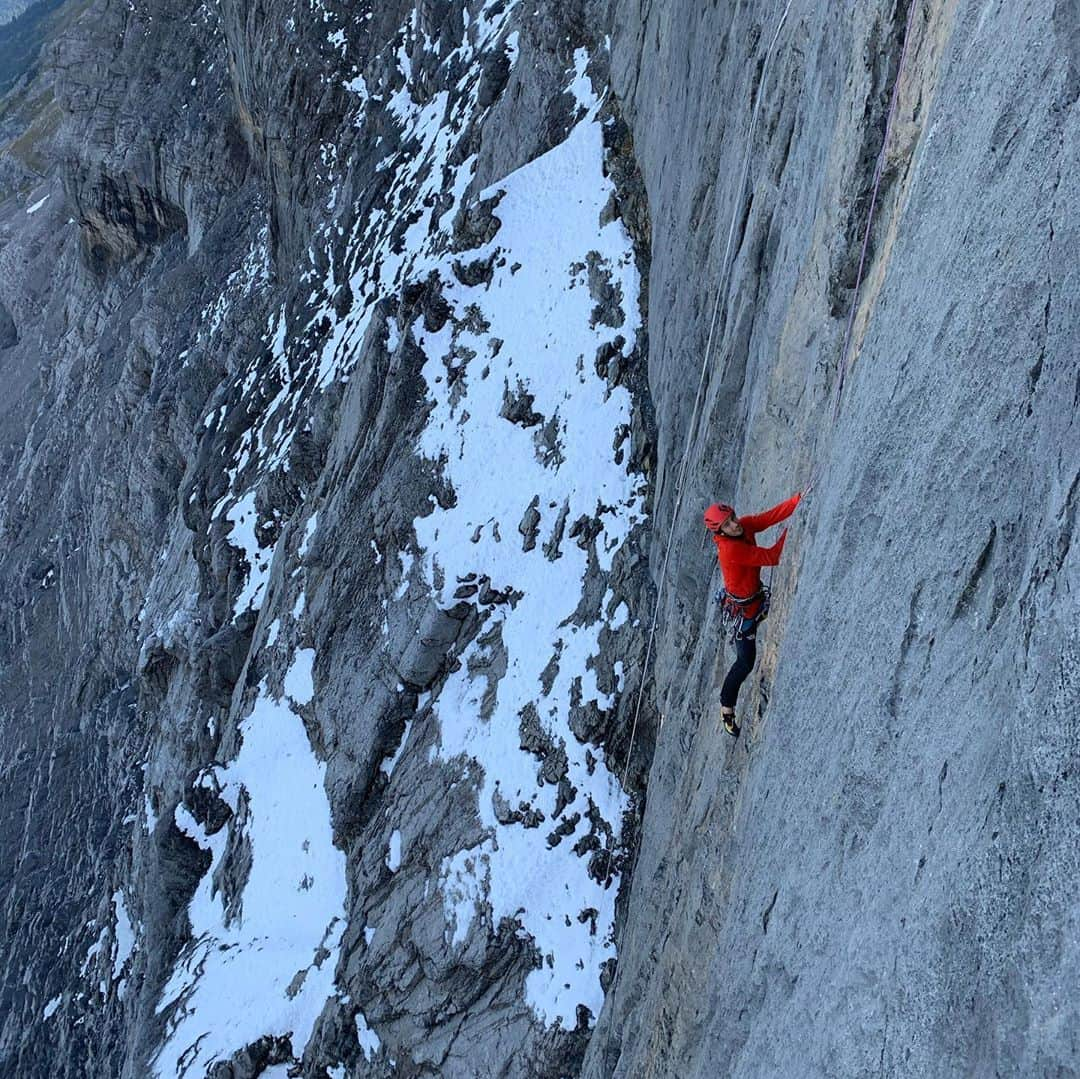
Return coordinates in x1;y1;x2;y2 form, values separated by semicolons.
715;586;771;643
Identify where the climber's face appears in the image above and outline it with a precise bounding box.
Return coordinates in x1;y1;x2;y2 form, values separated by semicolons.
719;515;743;538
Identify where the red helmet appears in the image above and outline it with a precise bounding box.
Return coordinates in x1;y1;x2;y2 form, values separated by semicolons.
704;503;735;530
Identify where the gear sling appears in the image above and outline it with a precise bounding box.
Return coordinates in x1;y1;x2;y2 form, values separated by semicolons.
716;585;771;642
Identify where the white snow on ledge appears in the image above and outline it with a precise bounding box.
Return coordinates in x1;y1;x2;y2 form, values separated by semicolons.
111;889;136;980
153;673;345;1077
142;0;643;1054
284;647;316;705
356;1010;381;1059
386;829;403;872
224;490;271;615
413;59;644;1028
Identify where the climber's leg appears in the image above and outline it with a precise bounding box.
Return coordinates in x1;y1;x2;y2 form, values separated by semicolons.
720;619;758;737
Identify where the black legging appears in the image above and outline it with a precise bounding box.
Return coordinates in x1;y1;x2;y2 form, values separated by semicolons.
720;618;758;709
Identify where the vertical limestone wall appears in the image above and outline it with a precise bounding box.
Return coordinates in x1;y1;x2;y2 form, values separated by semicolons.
586;0;1078;1074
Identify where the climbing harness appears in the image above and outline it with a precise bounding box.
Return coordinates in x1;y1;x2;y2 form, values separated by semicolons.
716;586;771;642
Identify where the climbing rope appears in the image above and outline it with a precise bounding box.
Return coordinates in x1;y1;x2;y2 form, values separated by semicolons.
602;0;797;890
830;0;919;423
604;0;919;888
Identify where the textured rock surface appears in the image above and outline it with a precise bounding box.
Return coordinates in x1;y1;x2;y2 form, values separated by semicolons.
584;0;1079;1076
0;0;1077;1076
2;1;654;1076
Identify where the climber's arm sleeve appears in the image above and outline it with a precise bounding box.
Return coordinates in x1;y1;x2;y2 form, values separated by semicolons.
740;493;801;532
722;529;789;567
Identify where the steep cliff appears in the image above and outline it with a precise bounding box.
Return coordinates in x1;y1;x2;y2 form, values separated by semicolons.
586;0;1079;1075
2;1;655;1075
0;0;1076;1076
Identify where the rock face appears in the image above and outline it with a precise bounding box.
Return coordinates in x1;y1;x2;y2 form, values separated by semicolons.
0;1;1077;1078
582;1;1080;1076
2;2;654;1076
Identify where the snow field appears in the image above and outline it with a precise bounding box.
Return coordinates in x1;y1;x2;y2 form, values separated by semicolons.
411;58;645;1026
153;659;345;1076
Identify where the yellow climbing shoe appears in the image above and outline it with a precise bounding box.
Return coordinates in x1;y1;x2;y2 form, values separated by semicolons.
721;709;740;739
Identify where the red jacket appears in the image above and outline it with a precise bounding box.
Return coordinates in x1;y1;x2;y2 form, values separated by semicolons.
711;494;801;615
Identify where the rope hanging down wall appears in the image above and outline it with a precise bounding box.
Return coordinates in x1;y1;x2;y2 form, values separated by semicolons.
605;0;920;885
804;0;918;501
603;0;797;886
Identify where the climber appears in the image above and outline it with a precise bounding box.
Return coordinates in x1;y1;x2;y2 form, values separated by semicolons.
704;493;801;738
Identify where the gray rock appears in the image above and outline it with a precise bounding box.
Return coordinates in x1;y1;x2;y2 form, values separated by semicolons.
0;0;1076;1077
0;300;16;349
583;1;1080;1076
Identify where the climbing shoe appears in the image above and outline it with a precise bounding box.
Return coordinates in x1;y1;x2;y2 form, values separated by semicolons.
721;709;740;739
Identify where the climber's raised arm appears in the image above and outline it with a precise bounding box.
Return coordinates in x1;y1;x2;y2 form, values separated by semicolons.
739;493;801;533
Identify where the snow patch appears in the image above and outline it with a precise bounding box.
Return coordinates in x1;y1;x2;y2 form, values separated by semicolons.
566;48;593;112
284;648;316;706
112;890;136;979
225;491;271;614
379;720;412;778
298;513;319;558
386;830;402;872
356;1011;381;1060
393;548;414;600
152;676;346;1076
440;844;490;947
505;30;520;66
413;59;643;1027
80;926;107;977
